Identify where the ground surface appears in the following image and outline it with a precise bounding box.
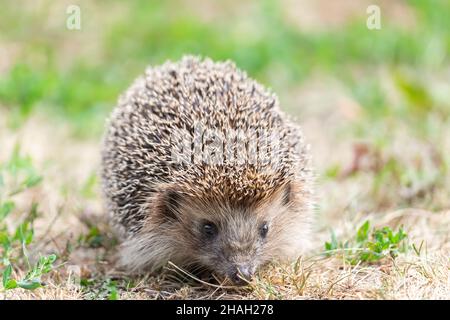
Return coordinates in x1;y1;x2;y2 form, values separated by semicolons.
0;0;449;299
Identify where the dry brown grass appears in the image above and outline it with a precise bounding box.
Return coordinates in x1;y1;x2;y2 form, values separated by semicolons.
1;97;448;299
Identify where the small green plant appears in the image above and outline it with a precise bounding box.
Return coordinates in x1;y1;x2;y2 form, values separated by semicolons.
78;226;104;248
324;220;408;264
107;280;119;300
80;277;121;300
2;254;57;290
0;146;57;291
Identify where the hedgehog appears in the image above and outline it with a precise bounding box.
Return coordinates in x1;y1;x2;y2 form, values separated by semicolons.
101;56;314;285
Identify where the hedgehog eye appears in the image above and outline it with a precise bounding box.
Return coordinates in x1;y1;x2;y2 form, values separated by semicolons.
259;222;269;238
201;221;218;239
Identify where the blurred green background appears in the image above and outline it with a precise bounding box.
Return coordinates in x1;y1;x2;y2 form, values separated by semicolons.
1;0;448;136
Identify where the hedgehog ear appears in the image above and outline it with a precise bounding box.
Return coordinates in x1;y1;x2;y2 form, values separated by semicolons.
159;189;182;221
281;183;292;206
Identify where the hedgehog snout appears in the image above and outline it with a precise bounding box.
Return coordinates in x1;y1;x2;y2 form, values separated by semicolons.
227;264;255;285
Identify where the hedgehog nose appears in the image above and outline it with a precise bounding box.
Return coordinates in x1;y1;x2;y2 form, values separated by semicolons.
230;266;253;285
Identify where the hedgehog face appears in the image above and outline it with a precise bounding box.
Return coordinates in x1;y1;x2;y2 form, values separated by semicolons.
161;183;295;285
193;214;269;285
